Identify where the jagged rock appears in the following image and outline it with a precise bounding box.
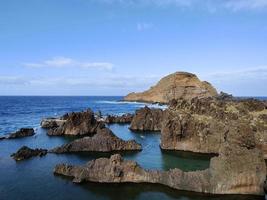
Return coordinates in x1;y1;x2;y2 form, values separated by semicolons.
124;72;218;103
11;146;47;161
129;106;163;131
54;142;266;195
47;109;104;136
50;127;142;153
7;128;35;139
161;97;267;154
41;118;66;129
105;113;134;124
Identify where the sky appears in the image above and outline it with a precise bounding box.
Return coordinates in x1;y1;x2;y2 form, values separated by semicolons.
0;0;267;96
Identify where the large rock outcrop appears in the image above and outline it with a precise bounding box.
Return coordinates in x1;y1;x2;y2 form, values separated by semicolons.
47;109;104;136
124;72;218;103
129;106;164;131
11;146;47;161
50;127;142;153
160;97;267;155
41;118;66;129
54;142;266;195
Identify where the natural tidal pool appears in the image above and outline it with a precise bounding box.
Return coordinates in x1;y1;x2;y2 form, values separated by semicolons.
0;96;264;200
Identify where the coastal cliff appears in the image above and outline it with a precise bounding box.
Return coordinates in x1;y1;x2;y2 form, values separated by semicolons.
124;72;218;103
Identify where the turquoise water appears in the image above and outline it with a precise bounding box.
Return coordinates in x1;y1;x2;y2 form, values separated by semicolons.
0;96;264;200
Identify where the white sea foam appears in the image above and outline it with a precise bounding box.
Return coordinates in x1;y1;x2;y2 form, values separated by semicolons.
96;100;168;110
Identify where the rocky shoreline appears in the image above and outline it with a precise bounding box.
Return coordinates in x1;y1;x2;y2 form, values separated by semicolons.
4;71;267;197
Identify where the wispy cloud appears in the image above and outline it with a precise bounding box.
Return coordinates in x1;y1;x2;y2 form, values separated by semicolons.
23;57;114;70
95;0;267;11
137;23;154;31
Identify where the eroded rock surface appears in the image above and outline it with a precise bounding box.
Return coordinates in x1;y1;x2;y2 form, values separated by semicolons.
130;106;163;131
41;118;66;129
11;146;47;161
105;113;133;124
54;141;266;195
7;128;35;139
124;72;218;103
50;127;142;153
160;97;267;155
47;109;104;136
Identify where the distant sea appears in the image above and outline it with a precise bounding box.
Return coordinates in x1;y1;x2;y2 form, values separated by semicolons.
0;96;265;200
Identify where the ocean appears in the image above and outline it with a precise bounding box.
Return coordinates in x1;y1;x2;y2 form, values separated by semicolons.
0;96;265;200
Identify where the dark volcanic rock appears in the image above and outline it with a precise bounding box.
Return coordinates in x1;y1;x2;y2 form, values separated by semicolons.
54;142;266;195
50;127;142;153
41;118;66;129
11;146;47;161
161;97;267;154
47;109;104;136
130;106;164;131
7;128;35;139
105;113;134;124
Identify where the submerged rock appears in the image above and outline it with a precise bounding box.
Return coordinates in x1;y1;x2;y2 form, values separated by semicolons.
50;127;142;153
7;128;35;139
105;113;134;124
130;106;163;131
54;142;266;195
11;146;47;161
41;118;66;129
124;72;218;103
47;109;104;136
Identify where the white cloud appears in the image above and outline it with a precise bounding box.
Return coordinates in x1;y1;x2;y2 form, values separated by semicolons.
225;0;267;11
137;23;154;31
23;57;114;70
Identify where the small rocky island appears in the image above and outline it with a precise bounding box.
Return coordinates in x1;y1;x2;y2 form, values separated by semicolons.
9;71;267;197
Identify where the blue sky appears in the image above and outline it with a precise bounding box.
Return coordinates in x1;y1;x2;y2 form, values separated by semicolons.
0;0;267;96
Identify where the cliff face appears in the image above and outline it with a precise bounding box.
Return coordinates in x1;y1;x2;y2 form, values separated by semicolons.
124;72;218;103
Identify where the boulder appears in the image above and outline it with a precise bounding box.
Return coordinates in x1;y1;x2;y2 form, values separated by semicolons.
105;113;134;124
11;146;47;161
124;72;218;103
47;109;104;136
54;142;266;195
129;106;163;131
7;128;35;139
50;127;142;153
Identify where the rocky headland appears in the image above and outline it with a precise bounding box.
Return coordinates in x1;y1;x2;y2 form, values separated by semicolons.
3;128;35;139
124;72;218;104
105;113;134;124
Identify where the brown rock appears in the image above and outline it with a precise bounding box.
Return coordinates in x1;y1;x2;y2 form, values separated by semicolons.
50;127;142;153
105;113;134;124
129;106;164;131
7;128;35;139
124;72;217;103
54;142;266;195
41;118;66;129
47;109;104;136
11;146;47;161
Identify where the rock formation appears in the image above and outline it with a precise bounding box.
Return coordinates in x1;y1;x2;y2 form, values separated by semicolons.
11;146;47;161
105;113;134;124
160;97;267;155
50;127;142;153
41;118;66;129
129;106;164;131
124;72;218;103
54;141;266;195
47;109;104;136
7;128;35;139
